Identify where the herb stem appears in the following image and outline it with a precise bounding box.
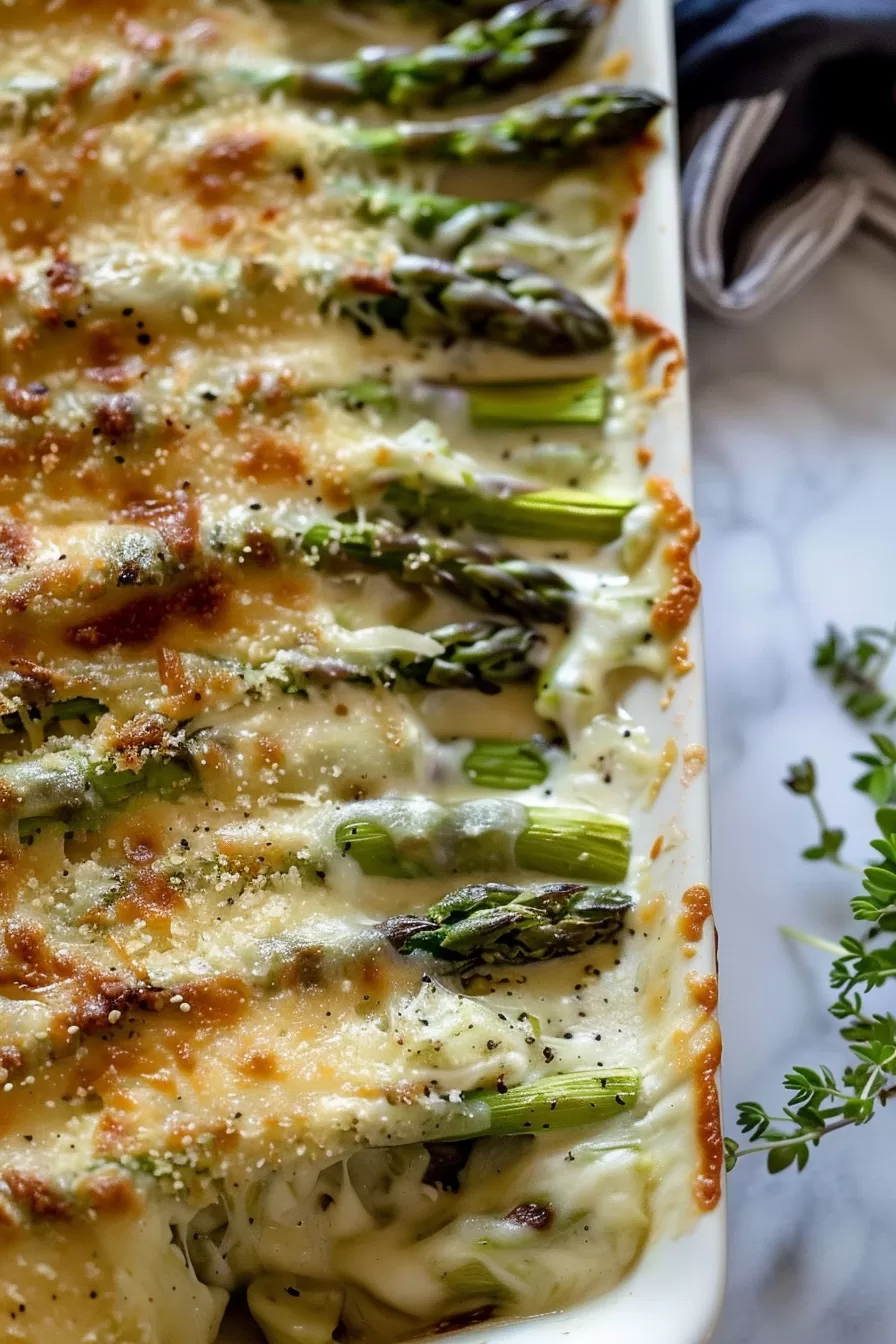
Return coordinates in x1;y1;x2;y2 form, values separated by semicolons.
729;697;896;1173
779;927;846;957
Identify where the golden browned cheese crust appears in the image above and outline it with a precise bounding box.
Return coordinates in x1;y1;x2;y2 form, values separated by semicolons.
0;3;713;1341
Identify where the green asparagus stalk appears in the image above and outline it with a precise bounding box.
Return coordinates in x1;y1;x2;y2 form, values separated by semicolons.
0;686;107;736
0;0;595;126
298;517;575;622
467;376;606;424
300;619;544;694
0;621;542;732
105;80;662;185
299;0;597;108
349;181;528;256
334;798;630;882
380;879;631;965
10;741;601;843
8;728;555;838
58;878;629;982
332;254;612;354
443;1068;641;1138
353;82;666;162
275;0;552;22
461;738;549;789
0;371;607;465
0;373;395;458
5;250;610;356
384;481;634;542
8;746;194;838
5;508;574;627
5;660;567;835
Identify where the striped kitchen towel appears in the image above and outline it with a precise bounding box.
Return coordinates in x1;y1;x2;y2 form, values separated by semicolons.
676;0;896;320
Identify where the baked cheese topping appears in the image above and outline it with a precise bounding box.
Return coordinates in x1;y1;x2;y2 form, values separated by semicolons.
0;3;714;1341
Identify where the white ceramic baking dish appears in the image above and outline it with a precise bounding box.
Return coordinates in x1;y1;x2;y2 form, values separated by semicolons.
215;2;725;1339
417;2;726;1340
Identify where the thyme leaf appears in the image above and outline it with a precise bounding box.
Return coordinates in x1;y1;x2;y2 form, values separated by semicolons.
726;624;896;1173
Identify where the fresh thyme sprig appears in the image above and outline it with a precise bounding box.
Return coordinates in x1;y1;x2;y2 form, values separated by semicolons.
726;782;896;1173
814;624;896;722
726;623;896;1174
853;733;896;807
783;757;848;865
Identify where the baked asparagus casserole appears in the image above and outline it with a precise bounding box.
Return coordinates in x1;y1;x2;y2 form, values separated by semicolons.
0;1;719;1340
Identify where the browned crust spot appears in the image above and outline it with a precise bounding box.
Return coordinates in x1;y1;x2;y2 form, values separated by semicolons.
237;1048;281;1080
686;972;718;1014
2;1169;73;1220
81;1167;142;1215
0;517;34;571
678;885;712;944
116;491;200;564
94;393;139;440
626;309;687;400
645;476;701;643
68;571;230;649
109;712;171;767
678;888;722;1212
1;377;50;420
236;432;306;485
184;130;270;206
115;863;186;933
1;919;74;989
0;1045;23;1074
0;659;57;714
692;1019;723;1212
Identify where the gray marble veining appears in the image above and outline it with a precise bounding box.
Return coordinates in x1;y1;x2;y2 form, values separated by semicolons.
689;235;896;1343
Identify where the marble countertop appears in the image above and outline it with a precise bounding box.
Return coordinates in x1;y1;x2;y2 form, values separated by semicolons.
688;234;896;1343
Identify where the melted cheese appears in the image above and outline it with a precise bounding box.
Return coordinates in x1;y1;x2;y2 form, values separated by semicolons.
0;3;711;1342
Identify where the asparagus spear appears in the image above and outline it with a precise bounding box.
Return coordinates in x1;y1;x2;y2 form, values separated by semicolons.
467;376;606;424
0;662;98;730
4;508;574;626
6;746;194;835
0;372;607;466
332;254;612;353
301;0;596;109
0;372;394;460
461;737;549;788
140;80;662;168
440;1068;640;1138
0;695;106;737
231;880;630;976
353;82;666;162
334;797;631;882
275;0;546;21
0;621;541;731
265;620;545;695
380;880;631;965
385;482;633;542
9;743;624;853
349;181;528;256
370;254;608;351
0;0;595;126
99;81;662;190
216;799;629;883
282;516;576;622
5;250;610;356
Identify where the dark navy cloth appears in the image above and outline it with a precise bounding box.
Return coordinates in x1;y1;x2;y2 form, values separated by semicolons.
674;0;896;302
676;0;896;146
